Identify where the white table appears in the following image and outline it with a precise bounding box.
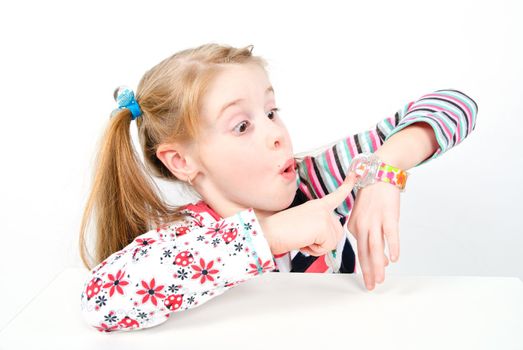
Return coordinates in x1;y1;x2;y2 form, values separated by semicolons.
0;268;522;349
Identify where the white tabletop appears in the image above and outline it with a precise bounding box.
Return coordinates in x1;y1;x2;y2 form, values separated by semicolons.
0;268;522;350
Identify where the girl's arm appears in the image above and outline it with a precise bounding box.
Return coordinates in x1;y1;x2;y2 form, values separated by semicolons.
373;88;478;169
373;122;439;171
294;88;478;217
80;208;276;332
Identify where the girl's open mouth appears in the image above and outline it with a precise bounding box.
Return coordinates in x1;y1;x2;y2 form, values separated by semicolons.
280;164;296;180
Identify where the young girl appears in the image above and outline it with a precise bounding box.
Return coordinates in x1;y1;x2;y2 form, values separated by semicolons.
79;43;478;332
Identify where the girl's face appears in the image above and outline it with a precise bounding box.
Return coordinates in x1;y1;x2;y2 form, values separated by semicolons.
195;62;296;220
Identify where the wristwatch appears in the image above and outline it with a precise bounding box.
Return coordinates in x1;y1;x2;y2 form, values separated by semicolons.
348;152;409;192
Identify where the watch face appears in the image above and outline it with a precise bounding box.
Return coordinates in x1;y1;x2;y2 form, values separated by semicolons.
349;152;408;191
354;161;369;178
349;152;379;188
349;156;370;188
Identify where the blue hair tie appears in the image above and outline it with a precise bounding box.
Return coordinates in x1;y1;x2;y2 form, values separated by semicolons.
114;86;142;120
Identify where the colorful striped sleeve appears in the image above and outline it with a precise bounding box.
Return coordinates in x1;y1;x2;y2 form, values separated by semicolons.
294;88;478;218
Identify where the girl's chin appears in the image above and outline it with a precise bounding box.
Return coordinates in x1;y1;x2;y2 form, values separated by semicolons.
253;185;297;214
273;193;297;211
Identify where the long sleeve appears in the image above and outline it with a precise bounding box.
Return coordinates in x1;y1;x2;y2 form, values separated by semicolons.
79;207;276;332
294;88;478;219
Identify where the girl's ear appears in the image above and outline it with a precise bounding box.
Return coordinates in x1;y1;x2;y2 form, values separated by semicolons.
156;142;200;181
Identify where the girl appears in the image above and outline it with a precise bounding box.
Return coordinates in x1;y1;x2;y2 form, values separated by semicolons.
79;43;478;332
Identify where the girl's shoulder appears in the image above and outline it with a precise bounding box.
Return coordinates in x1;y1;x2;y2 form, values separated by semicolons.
151;200;223;238
127;200;221;245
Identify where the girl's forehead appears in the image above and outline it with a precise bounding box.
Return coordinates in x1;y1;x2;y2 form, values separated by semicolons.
202;64;273;120
212;63;270;95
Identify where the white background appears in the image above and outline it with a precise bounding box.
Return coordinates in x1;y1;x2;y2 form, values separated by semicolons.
0;0;521;331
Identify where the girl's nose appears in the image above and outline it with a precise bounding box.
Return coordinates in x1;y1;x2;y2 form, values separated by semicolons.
267;126;285;150
262;111;287;150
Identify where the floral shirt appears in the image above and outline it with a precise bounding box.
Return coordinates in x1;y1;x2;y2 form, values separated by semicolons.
80;89;478;332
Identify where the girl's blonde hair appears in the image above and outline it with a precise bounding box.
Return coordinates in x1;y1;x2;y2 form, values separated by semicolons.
79;43;268;270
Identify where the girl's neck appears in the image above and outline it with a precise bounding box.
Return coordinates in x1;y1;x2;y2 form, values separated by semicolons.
200;197;274;222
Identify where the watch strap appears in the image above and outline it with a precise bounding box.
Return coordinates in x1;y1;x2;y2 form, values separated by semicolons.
375;161;408;191
348;152;409;192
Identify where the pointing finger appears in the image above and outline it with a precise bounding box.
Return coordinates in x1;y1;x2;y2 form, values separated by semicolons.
322;172;358;210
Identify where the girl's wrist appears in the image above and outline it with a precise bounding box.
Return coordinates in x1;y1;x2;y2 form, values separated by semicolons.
257;215;284;255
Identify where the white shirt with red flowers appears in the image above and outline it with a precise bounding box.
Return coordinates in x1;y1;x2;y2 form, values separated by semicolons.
80;202;276;332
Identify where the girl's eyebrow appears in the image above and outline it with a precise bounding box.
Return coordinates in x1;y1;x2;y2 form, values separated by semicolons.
216;86;274;120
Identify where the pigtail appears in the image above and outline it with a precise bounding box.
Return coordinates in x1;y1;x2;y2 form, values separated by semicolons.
78;108;187;270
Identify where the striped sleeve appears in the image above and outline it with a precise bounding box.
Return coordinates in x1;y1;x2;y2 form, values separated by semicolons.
294;89;478;219
377;88;478;167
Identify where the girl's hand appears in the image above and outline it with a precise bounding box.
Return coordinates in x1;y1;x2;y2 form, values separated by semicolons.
259;172;359;256
346;181;401;291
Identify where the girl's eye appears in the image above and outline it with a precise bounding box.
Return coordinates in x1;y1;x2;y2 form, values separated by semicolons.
234;120;250;134
267;107;280;120
233;108;280;135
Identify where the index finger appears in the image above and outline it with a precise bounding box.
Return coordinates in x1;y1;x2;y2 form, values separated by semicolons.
321;171;358;210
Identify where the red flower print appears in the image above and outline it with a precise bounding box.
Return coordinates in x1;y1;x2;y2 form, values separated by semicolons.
95;322;119;332
191;258;219;284
247;257;274;275
204;221;228;239
102;269;129;297
136;278;165;306
135;238;156;246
